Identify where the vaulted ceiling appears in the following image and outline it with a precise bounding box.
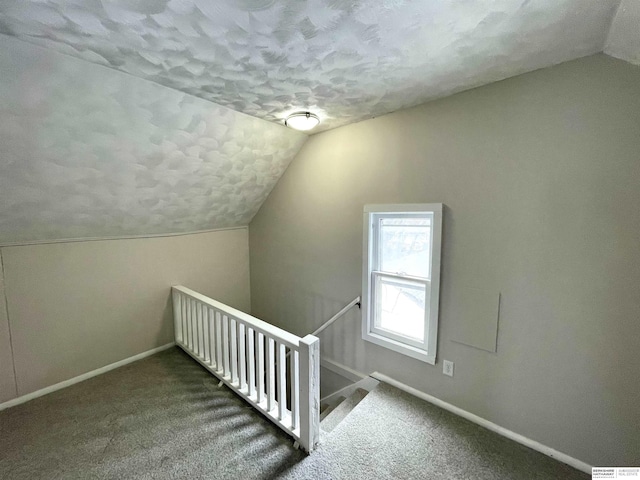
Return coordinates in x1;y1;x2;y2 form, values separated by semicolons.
1;0;634;133
0;1;637;244
0;36;306;244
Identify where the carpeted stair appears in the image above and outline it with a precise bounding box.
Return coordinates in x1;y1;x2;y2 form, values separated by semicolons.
320;388;368;435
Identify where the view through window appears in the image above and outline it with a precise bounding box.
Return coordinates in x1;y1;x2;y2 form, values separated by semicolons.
362;205;442;363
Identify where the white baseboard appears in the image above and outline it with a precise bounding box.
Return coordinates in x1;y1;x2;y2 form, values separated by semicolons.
371;372;592;475
320;356;366;382
0;343;175;412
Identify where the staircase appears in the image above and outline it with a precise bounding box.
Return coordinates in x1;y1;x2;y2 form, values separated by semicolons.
321;388;368;433
318;376;379;440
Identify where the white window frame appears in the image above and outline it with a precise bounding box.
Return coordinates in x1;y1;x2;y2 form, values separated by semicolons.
362;204;443;364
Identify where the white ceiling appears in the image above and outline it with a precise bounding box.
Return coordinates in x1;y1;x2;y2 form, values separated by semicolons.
0;35;306;244
0;0;631;133
1;0;638;244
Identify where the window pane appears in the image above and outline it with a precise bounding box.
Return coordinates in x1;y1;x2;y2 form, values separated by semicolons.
379;216;431;279
374;275;427;341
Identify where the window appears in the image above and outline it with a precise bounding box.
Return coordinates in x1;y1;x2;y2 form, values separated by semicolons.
362;204;443;364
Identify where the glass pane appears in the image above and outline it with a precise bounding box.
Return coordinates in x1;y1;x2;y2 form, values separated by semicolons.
374;275;427;341
379;216;431;279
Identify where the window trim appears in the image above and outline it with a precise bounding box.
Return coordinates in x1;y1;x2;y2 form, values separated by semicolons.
362;203;443;364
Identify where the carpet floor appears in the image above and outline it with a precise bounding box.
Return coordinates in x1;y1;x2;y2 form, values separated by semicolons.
0;348;589;480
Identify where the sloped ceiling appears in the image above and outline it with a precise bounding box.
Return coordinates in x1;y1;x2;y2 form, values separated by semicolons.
1;1;637;244
0;0;624;133
0;36;306;244
605;0;640;66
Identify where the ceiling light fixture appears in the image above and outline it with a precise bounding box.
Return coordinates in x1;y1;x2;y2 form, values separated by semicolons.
284;111;320;131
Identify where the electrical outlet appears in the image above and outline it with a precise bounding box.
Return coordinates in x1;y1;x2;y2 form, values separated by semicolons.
443;360;454;377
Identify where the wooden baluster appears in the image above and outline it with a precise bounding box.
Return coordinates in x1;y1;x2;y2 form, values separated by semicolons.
238;323;247;391
186;297;191;350
208;308;215;368
196;302;202;357
222;315;230;378
191;298;197;352
199;303;205;357
257;333;265;404
215;311;223;373
247;327;255;397
188;298;194;350
291;350;299;430
200;303;206;358
193;302;198;355
267;337;275;412
172;289;181;344
202;306;210;363
277;342;287;420
184;297;189;349
181;294;187;347
230;318;238;384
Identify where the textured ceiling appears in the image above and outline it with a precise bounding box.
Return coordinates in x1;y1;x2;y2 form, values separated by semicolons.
0;1;635;244
605;0;640;66
0;0;623;132
0;36;306;244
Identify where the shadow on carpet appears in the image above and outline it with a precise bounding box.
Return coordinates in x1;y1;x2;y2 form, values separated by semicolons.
0;348;304;480
1;348;590;479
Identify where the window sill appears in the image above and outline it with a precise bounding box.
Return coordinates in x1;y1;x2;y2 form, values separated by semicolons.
362;331;435;364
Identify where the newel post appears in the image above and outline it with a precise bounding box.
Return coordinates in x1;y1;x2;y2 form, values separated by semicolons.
298;334;320;453
172;287;182;344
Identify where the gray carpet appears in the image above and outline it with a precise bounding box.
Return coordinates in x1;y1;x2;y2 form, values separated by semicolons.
0;348;303;480
284;383;590;480
0;348;589;480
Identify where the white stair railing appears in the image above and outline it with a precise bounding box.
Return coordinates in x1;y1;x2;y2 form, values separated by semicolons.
172;286;320;453
310;296;360;337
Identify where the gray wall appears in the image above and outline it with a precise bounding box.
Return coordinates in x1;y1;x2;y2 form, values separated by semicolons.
0;229;250;402
249;54;640;466
0;255;17;403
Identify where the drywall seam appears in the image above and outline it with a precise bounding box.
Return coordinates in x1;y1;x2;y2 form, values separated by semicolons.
371;372;592;474
0;248;18;397
0;342;176;412
0;226;248;248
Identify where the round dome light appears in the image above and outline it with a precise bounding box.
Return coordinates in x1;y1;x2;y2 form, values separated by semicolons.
285;112;320;131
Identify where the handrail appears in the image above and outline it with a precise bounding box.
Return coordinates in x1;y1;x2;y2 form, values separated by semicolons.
174;285;301;349
311;296;361;337
283;297;361;363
